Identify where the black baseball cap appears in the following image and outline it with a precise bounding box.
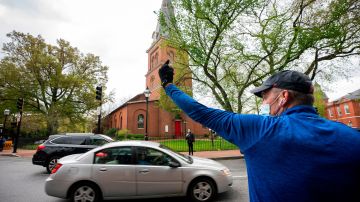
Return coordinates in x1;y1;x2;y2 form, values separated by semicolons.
251;70;313;98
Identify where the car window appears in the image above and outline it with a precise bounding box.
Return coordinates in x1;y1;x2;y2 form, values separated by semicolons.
94;146;133;165
136;147;174;166
160;144;192;164
68;136;87;145
51;136;71;144
89;136;109;146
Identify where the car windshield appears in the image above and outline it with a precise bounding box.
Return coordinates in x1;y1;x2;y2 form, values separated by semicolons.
99;135;115;142
159;144;193;164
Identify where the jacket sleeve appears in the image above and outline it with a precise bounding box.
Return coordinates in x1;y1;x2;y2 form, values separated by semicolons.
165;84;271;151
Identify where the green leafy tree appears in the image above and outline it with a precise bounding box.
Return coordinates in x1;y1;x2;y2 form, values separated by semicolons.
160;0;360;113
313;82;327;117
0;31;108;135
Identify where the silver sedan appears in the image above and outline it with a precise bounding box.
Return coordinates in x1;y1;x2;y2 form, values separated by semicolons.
45;140;233;202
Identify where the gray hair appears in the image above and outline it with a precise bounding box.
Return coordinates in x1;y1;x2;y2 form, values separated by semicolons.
287;90;314;106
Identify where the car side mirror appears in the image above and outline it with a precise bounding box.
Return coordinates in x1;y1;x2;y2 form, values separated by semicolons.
169;161;180;168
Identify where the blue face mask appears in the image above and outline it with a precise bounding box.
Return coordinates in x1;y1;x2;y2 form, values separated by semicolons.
259;92;284;116
259;104;270;115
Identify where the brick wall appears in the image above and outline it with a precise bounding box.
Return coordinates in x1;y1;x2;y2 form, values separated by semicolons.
325;99;360;129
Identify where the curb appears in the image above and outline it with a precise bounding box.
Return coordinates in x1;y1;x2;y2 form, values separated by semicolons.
210;156;243;160
0;153;21;157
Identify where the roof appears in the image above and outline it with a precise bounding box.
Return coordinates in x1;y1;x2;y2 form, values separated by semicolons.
127;93;146;103
104;92;155;117
332;89;360;102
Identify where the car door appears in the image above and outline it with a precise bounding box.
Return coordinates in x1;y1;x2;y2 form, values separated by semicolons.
69;136;93;154
49;136;72;157
135;146;183;196
92;146;136;197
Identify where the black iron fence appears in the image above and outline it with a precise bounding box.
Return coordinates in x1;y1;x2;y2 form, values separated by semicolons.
149;136;238;152
16;134;238;152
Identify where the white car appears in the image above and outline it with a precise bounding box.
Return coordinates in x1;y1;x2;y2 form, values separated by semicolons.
45;140;233;202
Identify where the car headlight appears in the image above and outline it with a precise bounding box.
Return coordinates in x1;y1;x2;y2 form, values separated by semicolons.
221;168;231;176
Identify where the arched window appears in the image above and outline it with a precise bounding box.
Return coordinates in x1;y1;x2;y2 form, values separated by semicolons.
119;116;122;129
151;56;154;70
155;53;159;66
167;51;175;63
137;114;144;129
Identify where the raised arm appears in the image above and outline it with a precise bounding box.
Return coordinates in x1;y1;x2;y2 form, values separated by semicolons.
159;60;271;151
165;84;271;151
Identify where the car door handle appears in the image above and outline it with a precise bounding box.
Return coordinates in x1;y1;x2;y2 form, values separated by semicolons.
139;169;149;174
100;167;107;171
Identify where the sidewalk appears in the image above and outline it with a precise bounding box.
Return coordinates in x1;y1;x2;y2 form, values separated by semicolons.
1;149;243;160
181;150;243;160
0;149;36;158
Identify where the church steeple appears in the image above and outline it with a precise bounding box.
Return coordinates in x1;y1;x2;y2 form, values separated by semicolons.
146;0;190;101
152;0;174;43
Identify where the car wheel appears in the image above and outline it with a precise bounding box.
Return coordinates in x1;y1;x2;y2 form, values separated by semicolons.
188;178;216;202
70;183;100;202
46;156;59;174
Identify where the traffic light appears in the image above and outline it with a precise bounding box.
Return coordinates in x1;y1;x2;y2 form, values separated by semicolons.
96;86;102;100
17;98;24;111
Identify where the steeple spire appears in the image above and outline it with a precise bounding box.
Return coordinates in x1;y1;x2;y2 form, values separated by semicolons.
152;0;174;43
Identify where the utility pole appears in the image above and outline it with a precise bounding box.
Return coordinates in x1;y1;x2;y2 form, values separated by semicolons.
96;86;102;134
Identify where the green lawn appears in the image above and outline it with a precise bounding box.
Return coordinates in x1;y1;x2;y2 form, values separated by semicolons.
159;138;237;152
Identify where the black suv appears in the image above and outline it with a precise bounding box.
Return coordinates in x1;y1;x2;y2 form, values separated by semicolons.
32;133;114;173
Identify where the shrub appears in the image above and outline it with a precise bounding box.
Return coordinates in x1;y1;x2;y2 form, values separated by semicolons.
125;134;144;140
131;134;144;140
21;144;38;150
117;129;130;140
105;128;117;138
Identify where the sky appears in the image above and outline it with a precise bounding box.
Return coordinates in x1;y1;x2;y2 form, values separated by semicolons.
0;0;359;111
0;0;163;110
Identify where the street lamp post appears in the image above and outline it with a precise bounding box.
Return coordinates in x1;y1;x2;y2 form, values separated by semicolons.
144;87;151;141
2;109;10;137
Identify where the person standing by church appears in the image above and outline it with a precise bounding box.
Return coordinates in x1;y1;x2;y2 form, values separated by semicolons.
185;129;195;155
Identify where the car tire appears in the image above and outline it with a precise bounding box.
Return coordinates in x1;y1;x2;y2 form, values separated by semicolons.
46;156;59;174
188;177;216;202
70;182;101;202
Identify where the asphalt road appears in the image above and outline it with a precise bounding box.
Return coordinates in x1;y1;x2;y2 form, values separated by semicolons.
0;156;249;202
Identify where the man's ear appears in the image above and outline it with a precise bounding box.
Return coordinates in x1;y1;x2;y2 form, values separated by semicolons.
281;90;290;106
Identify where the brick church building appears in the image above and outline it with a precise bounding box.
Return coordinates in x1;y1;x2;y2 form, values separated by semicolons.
103;0;209;138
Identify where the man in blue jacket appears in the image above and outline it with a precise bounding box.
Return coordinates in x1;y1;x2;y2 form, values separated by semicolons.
159;60;360;202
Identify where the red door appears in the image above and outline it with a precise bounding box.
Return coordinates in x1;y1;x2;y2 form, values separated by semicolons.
174;121;181;138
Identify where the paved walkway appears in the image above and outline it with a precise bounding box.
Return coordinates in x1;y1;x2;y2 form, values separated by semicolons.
0;148;243;160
